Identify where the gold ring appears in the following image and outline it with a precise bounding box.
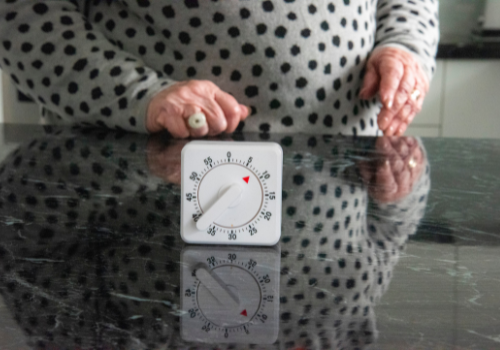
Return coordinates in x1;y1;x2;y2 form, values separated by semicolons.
408;158;417;169
410;89;421;101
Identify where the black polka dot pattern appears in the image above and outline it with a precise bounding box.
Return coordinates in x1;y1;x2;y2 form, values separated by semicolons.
0;0;438;135
0;129;431;349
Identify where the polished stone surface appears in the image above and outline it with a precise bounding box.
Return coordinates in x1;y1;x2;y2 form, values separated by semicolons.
0;124;499;350
437;42;500;59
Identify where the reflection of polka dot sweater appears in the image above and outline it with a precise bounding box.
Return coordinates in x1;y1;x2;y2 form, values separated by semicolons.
0;1;439;134
0;130;430;349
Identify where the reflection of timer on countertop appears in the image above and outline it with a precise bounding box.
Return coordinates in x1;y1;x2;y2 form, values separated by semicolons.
181;141;283;246
181;246;280;344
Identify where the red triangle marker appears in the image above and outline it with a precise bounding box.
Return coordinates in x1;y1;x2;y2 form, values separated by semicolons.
240;309;248;317
242;176;250;184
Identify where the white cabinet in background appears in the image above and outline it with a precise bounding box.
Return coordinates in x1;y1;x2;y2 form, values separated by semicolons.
405;126;441;137
413;60;445;127
1;73;39;124
442;60;500;139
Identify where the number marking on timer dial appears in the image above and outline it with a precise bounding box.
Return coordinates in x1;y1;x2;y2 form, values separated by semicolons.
181;246;280;344
181;141;282;245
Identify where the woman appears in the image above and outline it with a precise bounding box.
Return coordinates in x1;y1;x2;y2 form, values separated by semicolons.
0;1;438;137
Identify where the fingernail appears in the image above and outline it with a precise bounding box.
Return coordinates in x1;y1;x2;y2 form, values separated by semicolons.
382;95;393;109
379;116;389;129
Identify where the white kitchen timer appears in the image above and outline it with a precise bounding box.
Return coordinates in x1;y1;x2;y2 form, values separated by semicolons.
180;141;283;245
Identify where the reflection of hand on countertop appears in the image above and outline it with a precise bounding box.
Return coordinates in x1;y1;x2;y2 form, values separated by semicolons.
359;137;425;203
146;134;187;185
146;133;236;185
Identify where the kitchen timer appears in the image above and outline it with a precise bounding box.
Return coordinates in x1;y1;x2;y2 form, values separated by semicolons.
180;141;283;246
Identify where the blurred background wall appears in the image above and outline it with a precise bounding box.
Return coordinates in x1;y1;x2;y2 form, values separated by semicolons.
439;0;485;43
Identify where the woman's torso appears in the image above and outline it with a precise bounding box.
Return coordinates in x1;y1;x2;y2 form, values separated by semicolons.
86;0;381;135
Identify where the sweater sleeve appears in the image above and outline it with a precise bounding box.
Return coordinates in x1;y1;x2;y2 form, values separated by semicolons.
0;0;177;133
374;0;440;81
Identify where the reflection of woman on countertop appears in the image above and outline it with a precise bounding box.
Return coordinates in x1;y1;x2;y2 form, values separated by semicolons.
0;128;430;349
0;1;438;137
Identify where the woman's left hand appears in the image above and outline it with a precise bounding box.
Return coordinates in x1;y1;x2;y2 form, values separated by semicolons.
359;47;429;136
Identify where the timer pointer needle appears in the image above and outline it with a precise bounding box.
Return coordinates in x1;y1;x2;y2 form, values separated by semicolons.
196;183;243;231
195;267;239;310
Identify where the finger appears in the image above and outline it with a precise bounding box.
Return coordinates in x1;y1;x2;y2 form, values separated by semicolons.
412;145;423;164
384;117;403;137
184;105;209;138
165;163;182;184
161;110;190;139
393;68;416;112
214;90;242;134
385;102;412;136
408;147;424;179
239;104;250;120
405;136;417;149
378;59;404;109
372;160;398;200
396;169;411;195
202;100;227;136
413;79;427;112
388;136;401;151
358;161;374;185
394;104;415;136
359;62;379;99
391;156;405;175
396;122;409;136
380;97;414;133
377;107;397;132
397;108;420;136
394;138;410;158
377;160;395;185
375;137;393;164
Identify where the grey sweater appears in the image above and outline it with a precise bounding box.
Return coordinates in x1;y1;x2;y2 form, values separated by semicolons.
0;0;439;135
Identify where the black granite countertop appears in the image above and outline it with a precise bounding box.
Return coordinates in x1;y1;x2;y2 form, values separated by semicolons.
437;30;500;60
0;124;499;350
437;42;500;59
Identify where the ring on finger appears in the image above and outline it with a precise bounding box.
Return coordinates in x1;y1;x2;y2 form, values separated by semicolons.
408;157;417;169
188;112;207;129
410;89;421;102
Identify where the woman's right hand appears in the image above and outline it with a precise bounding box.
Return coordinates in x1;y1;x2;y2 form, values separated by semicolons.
146;80;250;137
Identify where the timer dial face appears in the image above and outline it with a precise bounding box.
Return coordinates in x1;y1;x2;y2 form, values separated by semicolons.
181;141;282;245
181;246;280;344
